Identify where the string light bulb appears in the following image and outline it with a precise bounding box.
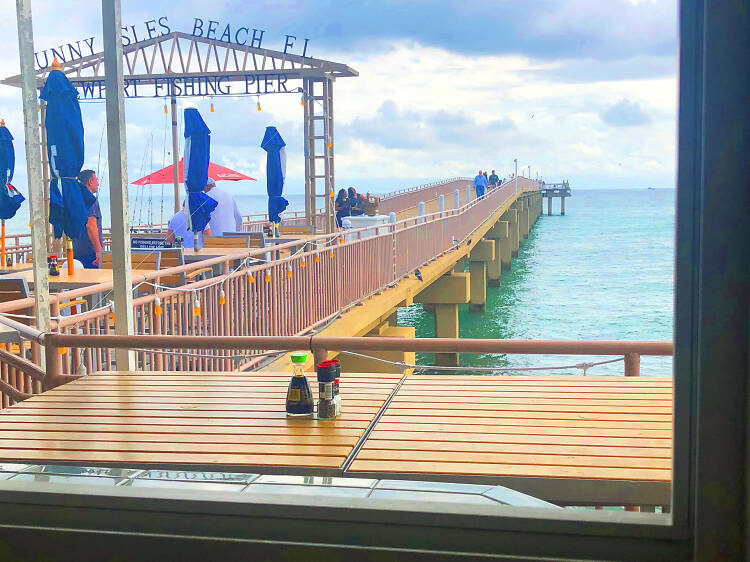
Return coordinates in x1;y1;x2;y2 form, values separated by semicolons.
247;272;255;284
210;97;214;113
314;255;320;264
257;97;262;111
264;273;271;283
219;289;226;306
300;259;306;269
300;94;305;106
163;103;168;115
329;250;334;259
193;298;201;317
154;296;163;316
286;265;293;279
58;346;68;355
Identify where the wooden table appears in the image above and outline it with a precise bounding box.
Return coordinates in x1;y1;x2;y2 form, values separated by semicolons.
0;371;402;473
347;375;673;507
0;263;33;275
0;268;153;291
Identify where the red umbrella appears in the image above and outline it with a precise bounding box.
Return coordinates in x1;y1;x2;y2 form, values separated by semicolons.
131;159;256;185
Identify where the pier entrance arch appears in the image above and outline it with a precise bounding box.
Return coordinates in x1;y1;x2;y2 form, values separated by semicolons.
2;31;359;234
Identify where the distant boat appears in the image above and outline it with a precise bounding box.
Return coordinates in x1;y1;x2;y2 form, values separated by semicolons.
647;187;656;191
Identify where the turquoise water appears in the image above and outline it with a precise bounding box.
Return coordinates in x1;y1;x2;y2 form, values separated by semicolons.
397;189;675;377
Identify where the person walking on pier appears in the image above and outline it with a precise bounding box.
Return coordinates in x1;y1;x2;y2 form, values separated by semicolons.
166;201;210;249
488;170;499;189
72;169;103;269
473;170;488;199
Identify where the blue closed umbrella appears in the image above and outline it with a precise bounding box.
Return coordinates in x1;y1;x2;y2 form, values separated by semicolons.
261;126;289;224
0;121;24;220
40;68;95;239
183;108;217;233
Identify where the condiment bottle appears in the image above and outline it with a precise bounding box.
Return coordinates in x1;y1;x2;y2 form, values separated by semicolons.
47;254;60;276
316;360;341;419
286;352;314;416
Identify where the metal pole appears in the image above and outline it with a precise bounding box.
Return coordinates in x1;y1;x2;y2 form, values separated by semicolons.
38;101;51;251
102;0;134;371
15;0;50;366
170;95;180;214
514;158;518;194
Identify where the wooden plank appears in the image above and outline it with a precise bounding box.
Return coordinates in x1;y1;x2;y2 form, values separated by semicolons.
11;402;382;413
391;396;673;406
379;414;671;426
361;440;672;458
0;430;359;446
0;439;352;457
0;422;365;436
0;448;344;468
27;396;387;407
368;431;671;448
385;403;672;414
348;460;671;481
372;422;671;438
354;449;671;470
0;415;372;428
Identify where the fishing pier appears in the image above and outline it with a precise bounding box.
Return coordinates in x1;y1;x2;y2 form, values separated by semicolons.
541;181;572;215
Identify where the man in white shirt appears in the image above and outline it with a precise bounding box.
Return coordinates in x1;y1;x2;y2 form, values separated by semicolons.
165;202;210;249
205;178;243;236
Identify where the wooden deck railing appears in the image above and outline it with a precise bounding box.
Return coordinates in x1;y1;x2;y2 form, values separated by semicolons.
0;178;541;384
0;320;673;407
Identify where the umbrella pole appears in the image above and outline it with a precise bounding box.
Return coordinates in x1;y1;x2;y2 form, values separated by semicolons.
1;220;5;267
170;95;180;214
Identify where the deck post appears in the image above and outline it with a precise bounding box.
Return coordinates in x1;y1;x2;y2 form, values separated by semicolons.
485;220;508;281
547;194;552;216
504;208;520;257
561;195;566;216
414;273;469;367
102;0;135;371
15;0;51;370
624;353;640;377
469;239;493;310
520;199;530;239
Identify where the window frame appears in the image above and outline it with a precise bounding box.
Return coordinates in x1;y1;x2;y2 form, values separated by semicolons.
0;0;746;559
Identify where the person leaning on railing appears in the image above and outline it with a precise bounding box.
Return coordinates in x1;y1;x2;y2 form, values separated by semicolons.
335;189;349;228
347;187;365;216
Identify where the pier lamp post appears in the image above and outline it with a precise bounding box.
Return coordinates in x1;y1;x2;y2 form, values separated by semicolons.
514;158;518;194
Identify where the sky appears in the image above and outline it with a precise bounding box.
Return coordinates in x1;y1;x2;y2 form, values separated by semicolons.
0;0;678;223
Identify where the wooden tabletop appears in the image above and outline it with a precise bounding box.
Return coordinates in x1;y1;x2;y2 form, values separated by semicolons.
348;375;673;485
0;268;153;290
0;371;402;472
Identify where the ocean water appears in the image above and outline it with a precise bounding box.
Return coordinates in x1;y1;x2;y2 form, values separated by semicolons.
397;189;676;377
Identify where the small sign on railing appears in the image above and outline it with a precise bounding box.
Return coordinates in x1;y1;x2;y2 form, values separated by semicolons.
131;238;173;249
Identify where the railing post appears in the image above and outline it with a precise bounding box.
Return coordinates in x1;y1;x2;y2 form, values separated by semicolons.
624;353;640;377
438;194;445;214
454;189;460;210
418;201;425;224
466;185;472;204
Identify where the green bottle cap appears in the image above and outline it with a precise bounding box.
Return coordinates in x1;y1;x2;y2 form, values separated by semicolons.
290;352;307;364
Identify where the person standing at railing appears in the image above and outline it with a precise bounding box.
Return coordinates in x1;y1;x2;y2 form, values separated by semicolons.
205;178;242;236
347;187;365;217
72;170;103;269
335;189;349;227
473;170;488;199
488;170;499;190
